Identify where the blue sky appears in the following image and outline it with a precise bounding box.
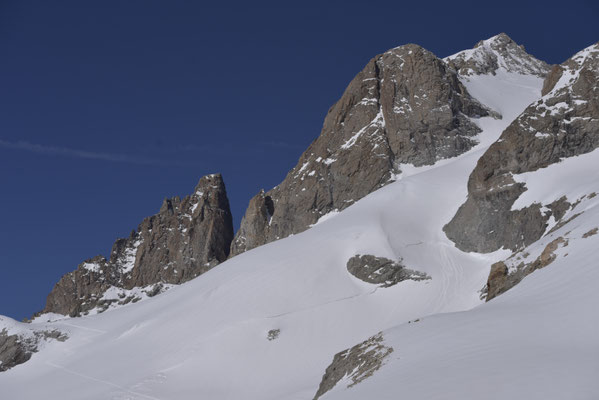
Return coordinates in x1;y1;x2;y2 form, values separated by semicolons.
1;0;597;320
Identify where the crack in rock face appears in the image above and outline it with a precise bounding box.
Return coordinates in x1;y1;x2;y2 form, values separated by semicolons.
313;332;393;400
346;254;430;287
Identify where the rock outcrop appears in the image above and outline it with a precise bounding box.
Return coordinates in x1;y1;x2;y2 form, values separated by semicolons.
346;254;430;287
0;330;33;372
445;33;550;77
445;42;599;253
232;43;495;255
0;317;68;372
486;235;569;301
313;332;393;400
41;174;234;317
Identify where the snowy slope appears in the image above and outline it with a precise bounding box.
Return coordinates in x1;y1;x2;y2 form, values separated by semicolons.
0;68;550;399
323;163;599;399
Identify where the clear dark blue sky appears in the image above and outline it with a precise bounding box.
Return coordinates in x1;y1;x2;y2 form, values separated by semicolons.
1;0;597;320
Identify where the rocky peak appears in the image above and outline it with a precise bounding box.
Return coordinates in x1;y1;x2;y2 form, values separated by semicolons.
445;33;550;77
40;173;234;317
541;42;599;97
444;42;599;253
231;43;494;256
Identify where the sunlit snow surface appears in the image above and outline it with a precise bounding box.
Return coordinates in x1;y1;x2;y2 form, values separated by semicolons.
324;197;599;400
3;70;597;399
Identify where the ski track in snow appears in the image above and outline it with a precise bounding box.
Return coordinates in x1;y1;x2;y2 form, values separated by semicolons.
45;361;163;400
265;287;380;319
59;321;107;334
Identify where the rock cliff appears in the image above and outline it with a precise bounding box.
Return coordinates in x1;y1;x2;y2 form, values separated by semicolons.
232;43;494;255
41;174;234;317
445;42;599;252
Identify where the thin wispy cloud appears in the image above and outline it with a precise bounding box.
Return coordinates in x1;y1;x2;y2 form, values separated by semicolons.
0;139;185;166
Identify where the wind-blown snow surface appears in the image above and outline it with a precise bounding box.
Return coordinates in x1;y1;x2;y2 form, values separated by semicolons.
0;72;559;399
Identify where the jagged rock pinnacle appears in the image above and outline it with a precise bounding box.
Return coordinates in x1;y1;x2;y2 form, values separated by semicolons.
40;173;234;317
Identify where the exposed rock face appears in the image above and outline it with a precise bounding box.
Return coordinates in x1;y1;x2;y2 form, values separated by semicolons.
445;43;599;253
0;326;67;372
346;254;430;287
445;33;550;77
313;332;393;400
486;237;568;301
582;227;598;238
42;174;234;317
0;330;32;372
232;43;494;256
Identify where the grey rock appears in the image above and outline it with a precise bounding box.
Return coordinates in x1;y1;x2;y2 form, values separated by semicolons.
582;227;598;238
346;254;430;287
313;332;393;400
0;329;32;372
445;42;599;253
267;329;280;341
445;33;550;77
0;328;67;372
40;174;234;317
232;43;495;256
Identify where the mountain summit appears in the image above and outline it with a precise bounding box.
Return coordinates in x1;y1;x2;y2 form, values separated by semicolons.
2;34;598;400
445;41;599;253
445;32;551;77
231;34;548;256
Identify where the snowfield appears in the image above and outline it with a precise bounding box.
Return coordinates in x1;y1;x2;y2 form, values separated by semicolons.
2;62;598;399
324;195;599;400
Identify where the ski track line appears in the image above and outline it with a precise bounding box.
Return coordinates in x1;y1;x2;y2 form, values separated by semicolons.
59;322;107;334
45;361;162;400
265;288;378;319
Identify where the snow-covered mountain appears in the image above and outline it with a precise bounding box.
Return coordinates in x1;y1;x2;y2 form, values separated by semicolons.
1;34;598;400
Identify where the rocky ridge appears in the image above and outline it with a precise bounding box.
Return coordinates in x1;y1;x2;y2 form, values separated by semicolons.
41;174;234;317
313;332;393;400
444;32;550;77
232;43;496;256
444;42;599;253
